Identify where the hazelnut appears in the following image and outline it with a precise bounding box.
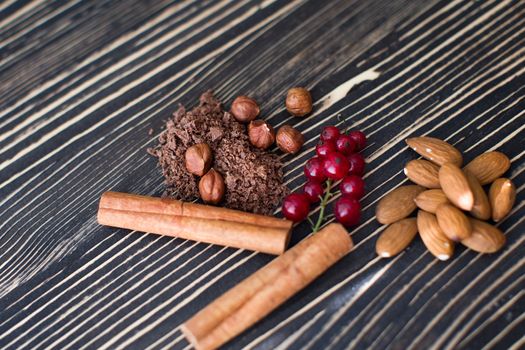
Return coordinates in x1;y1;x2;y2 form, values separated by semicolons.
285;87;312;116
231;95;260;123
276;125;304;154
185;143;212;176
199;168;225;204
248;120;275;150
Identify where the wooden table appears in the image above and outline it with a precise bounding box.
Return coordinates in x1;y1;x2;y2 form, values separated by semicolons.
1;0;523;349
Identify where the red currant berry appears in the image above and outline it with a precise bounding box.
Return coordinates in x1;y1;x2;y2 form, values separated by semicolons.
335;134;356;155
304;157;327;182
282;193;310;222
322;152;350;180
348;130;367;151
303;181;324;203
316;140;336;158
320;126;340;142
334;197;361;226
340;175;365;199
347;153;365;176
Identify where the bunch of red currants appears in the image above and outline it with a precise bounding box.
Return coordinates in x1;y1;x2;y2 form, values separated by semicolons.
282;126;367;230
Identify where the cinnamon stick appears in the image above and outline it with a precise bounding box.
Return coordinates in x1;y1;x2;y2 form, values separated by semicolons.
181;223;353;350
98;208;291;255
99;191;291;230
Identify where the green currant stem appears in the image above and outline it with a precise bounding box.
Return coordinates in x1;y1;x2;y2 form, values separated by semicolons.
307;217;315;227
312;179;332;233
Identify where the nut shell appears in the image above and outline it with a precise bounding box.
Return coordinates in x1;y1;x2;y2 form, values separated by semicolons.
199;169;225;205
417;210;454;261
231;96;260;122
463;151;510;185
285;87;312;116
404;159;440;188
276;125;304;154
406;136;462;166
375;185;425;224
185;143;213;176
461;218;506;253
439;163;474;211
414;189;449;214
464;170;491;220
248;120;275;150
376;218;418;258
435;203;472;241
489;178;516;222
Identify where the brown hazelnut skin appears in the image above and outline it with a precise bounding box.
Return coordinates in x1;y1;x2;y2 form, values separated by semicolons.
276;125;304;154
185;143;212;176
199;169;225;204
231;96;260;123
285;87;312;117
248;120;275;150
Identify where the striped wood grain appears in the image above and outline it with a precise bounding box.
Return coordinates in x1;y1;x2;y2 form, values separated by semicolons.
0;0;523;349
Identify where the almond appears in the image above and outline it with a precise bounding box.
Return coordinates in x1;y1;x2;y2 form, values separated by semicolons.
404;160;440;188
376;185;425;224
406;137;462;166
376;218;418;258
463;151;510;185
414;189;449;213
435;203;472;241
461;218;506;253
489;178;516;222
417;210;454;260
439;163;474;211
464;170;491;220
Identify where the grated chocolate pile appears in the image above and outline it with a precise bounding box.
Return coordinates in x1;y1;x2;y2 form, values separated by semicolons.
148;91;289;214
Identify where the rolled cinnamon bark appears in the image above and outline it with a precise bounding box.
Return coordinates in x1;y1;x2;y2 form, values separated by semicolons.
98;208;291;255
99;191;291;230
181;223;353;350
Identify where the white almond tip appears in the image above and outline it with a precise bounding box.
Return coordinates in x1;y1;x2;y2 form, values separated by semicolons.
458;194;473;210
437;254;451;261
379;252;391;258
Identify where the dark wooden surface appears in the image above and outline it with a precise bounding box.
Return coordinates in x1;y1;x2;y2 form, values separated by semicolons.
0;0;524;349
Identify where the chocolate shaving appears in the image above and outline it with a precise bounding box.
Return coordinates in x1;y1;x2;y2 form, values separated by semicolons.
148;91;289;214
